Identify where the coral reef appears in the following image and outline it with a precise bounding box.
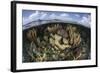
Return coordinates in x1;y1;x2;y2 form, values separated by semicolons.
23;23;91;62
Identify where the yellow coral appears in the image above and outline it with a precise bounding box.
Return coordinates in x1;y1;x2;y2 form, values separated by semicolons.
66;25;81;47
49;37;55;46
53;34;71;50
49;33;71;50
27;28;37;42
63;38;69;45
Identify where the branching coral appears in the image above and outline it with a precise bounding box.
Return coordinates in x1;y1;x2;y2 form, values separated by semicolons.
24;23;90;62
26;28;37;42
66;25;81;48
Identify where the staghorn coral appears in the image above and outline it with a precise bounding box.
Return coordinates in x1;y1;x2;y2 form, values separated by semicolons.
23;23;90;62
26;28;37;42
49;34;71;50
66;25;81;48
46;24;61;34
